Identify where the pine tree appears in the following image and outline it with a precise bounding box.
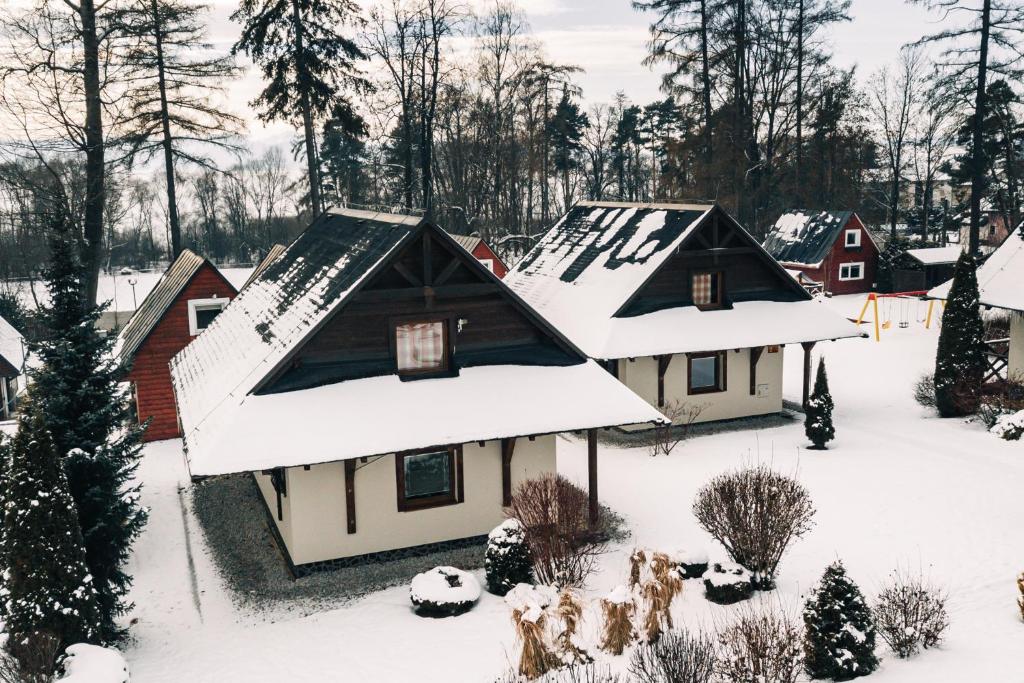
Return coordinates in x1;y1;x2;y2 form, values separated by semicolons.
1;406;102;670
934;251;987;417
484;519;534;596
803;561;878;681
805;357;835;449
28;217;147;641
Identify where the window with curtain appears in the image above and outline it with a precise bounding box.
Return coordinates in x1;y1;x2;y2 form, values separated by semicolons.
395;321;448;374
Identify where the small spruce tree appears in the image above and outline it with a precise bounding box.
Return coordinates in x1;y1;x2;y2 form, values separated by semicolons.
485;518;534;596
934;251;987;417
803;561;878;681
805;358;835;449
28;215;147;641
1;406;102;671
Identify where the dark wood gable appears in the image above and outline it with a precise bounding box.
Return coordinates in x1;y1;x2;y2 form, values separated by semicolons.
261;223;581;394
616;206;809;317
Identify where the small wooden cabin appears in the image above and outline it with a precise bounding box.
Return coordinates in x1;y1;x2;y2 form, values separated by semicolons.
170;208;662;574
0;315;26;420
763;211;879;295
114;250;238;442
448;234;509;278
506;202;864;426
897;246;961;290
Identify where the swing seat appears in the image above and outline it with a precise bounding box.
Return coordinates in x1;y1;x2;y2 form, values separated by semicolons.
882;321;892;330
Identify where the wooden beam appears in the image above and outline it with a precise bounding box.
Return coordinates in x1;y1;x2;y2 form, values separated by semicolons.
344;460;357;534
351;283;499;304
749;346;765;396
801;341;817;408
587;428;598;526
423;232;433;285
434;257;462;286
392;261;422;287
677;247;757;259
501;438;517;506
656;355;673;407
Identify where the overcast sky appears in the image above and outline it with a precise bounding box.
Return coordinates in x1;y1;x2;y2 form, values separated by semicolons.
205;0;942;153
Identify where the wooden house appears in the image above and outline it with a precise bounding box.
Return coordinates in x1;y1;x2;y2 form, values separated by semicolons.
114;250;239;442
169;208;663;575
897;246;961;290
763;210;879;295
0;315;26;420
448;234;509;278
929;228;1024;381
505;202;864;426
959;208;1013;253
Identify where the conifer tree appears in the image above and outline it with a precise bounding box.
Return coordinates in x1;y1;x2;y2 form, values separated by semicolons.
1;406;102;671
805;357;835;449
803;561;878;681
28;215;147;641
484;518;534;596
934;251;987;417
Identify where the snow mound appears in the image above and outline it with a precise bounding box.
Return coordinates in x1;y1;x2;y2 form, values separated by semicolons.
603;585;633;605
488;518;526;544
990;410;1024;440
58;644;129;683
410;567;481;617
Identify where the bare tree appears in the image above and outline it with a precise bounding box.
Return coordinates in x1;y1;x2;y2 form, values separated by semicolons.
910;85;956;243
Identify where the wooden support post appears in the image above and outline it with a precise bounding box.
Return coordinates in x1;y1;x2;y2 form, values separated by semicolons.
749;346;765;395
455;447;465;503
501;438;517;507
656;355;673;407
925;299;935;329
344;459;357;534
587;428;598;526
801;341;816;409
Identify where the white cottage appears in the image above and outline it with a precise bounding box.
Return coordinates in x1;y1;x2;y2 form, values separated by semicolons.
170;208;664;575
0;315;26;420
505;202;864;426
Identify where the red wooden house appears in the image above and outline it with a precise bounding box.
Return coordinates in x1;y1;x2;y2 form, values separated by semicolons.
763;211;879;295
448;234;509;278
114;250;238;441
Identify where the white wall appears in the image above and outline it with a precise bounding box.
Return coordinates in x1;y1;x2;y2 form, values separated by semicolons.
1009;313;1024;381
255;436;557;566
616;347;784;426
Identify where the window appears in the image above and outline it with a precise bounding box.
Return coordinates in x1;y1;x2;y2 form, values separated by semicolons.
395;447;461;511
394;320;449;375
844;229;861;248
688;352;727;394
187;298;227;335
477;257;495;273
692;272;724;309
839;262;864;281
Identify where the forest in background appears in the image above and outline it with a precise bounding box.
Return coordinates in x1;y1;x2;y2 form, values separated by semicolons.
0;0;1021;293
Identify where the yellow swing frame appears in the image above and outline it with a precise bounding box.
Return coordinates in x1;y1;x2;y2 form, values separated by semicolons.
856;291;943;342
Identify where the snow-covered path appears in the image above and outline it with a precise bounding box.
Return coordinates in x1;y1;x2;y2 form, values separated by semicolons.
122;296;1024;682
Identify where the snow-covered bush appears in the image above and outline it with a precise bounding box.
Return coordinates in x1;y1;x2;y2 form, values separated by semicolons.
913;373;936;408
486;519;534;595
629;629;717;683
990;409;1024;440
803;561;878;681
495;664;622;683
805;358;835;449
506;583;560;679
702;562;753;605
716;605;803;683
599;586;636;655
692;465;816;589
873;571;949;658
508;474;606;587
409;566;481;617
57;644;130;683
670;548;709;580
934;251;987;417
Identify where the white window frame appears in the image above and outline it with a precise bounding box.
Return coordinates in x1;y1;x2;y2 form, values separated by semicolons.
187;297;227;336
839;262;864;281
476;257;495;273
844;229;861;247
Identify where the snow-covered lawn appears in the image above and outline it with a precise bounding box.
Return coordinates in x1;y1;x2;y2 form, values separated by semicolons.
122;295;1023;682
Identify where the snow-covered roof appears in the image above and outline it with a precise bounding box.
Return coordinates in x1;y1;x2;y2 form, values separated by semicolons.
506;202;860;358
928;228;1024;311
448;234;483;252
763;210;857;267
0;315;26;378
185;361;664;477
243;244;287;289
905;246;961;266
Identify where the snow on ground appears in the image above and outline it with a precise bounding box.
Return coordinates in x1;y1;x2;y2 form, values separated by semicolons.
122;294;1023;682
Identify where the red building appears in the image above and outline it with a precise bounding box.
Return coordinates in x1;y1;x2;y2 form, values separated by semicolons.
114;250;238;441
763;211;879;295
448;234;509;278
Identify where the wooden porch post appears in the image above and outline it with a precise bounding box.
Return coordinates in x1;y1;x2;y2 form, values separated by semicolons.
587;428;598;526
344;460;357;534
801;341;817;408
656;355;673;407
749;346;765;395
501;438;516;507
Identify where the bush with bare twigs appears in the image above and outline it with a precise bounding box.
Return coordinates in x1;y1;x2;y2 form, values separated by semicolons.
913;373;936;408
692;464;816;589
495;665;623;683
507;474;606;588
629;629;717;683
716;604;803;683
649;401;706;456
873;571;949;658
1017;573;1024;621
0;634;59;683
600;586;636;655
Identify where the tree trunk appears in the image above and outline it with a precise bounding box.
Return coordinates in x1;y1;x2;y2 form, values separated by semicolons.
795;0;804;199
80;0;105;308
890;151;900;240
151;0;181;258
968;0;991;256
292;0;321;217
699;0;712;170
733;0;747;225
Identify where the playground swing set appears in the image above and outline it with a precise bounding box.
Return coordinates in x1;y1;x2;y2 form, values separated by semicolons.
855;291;945;342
